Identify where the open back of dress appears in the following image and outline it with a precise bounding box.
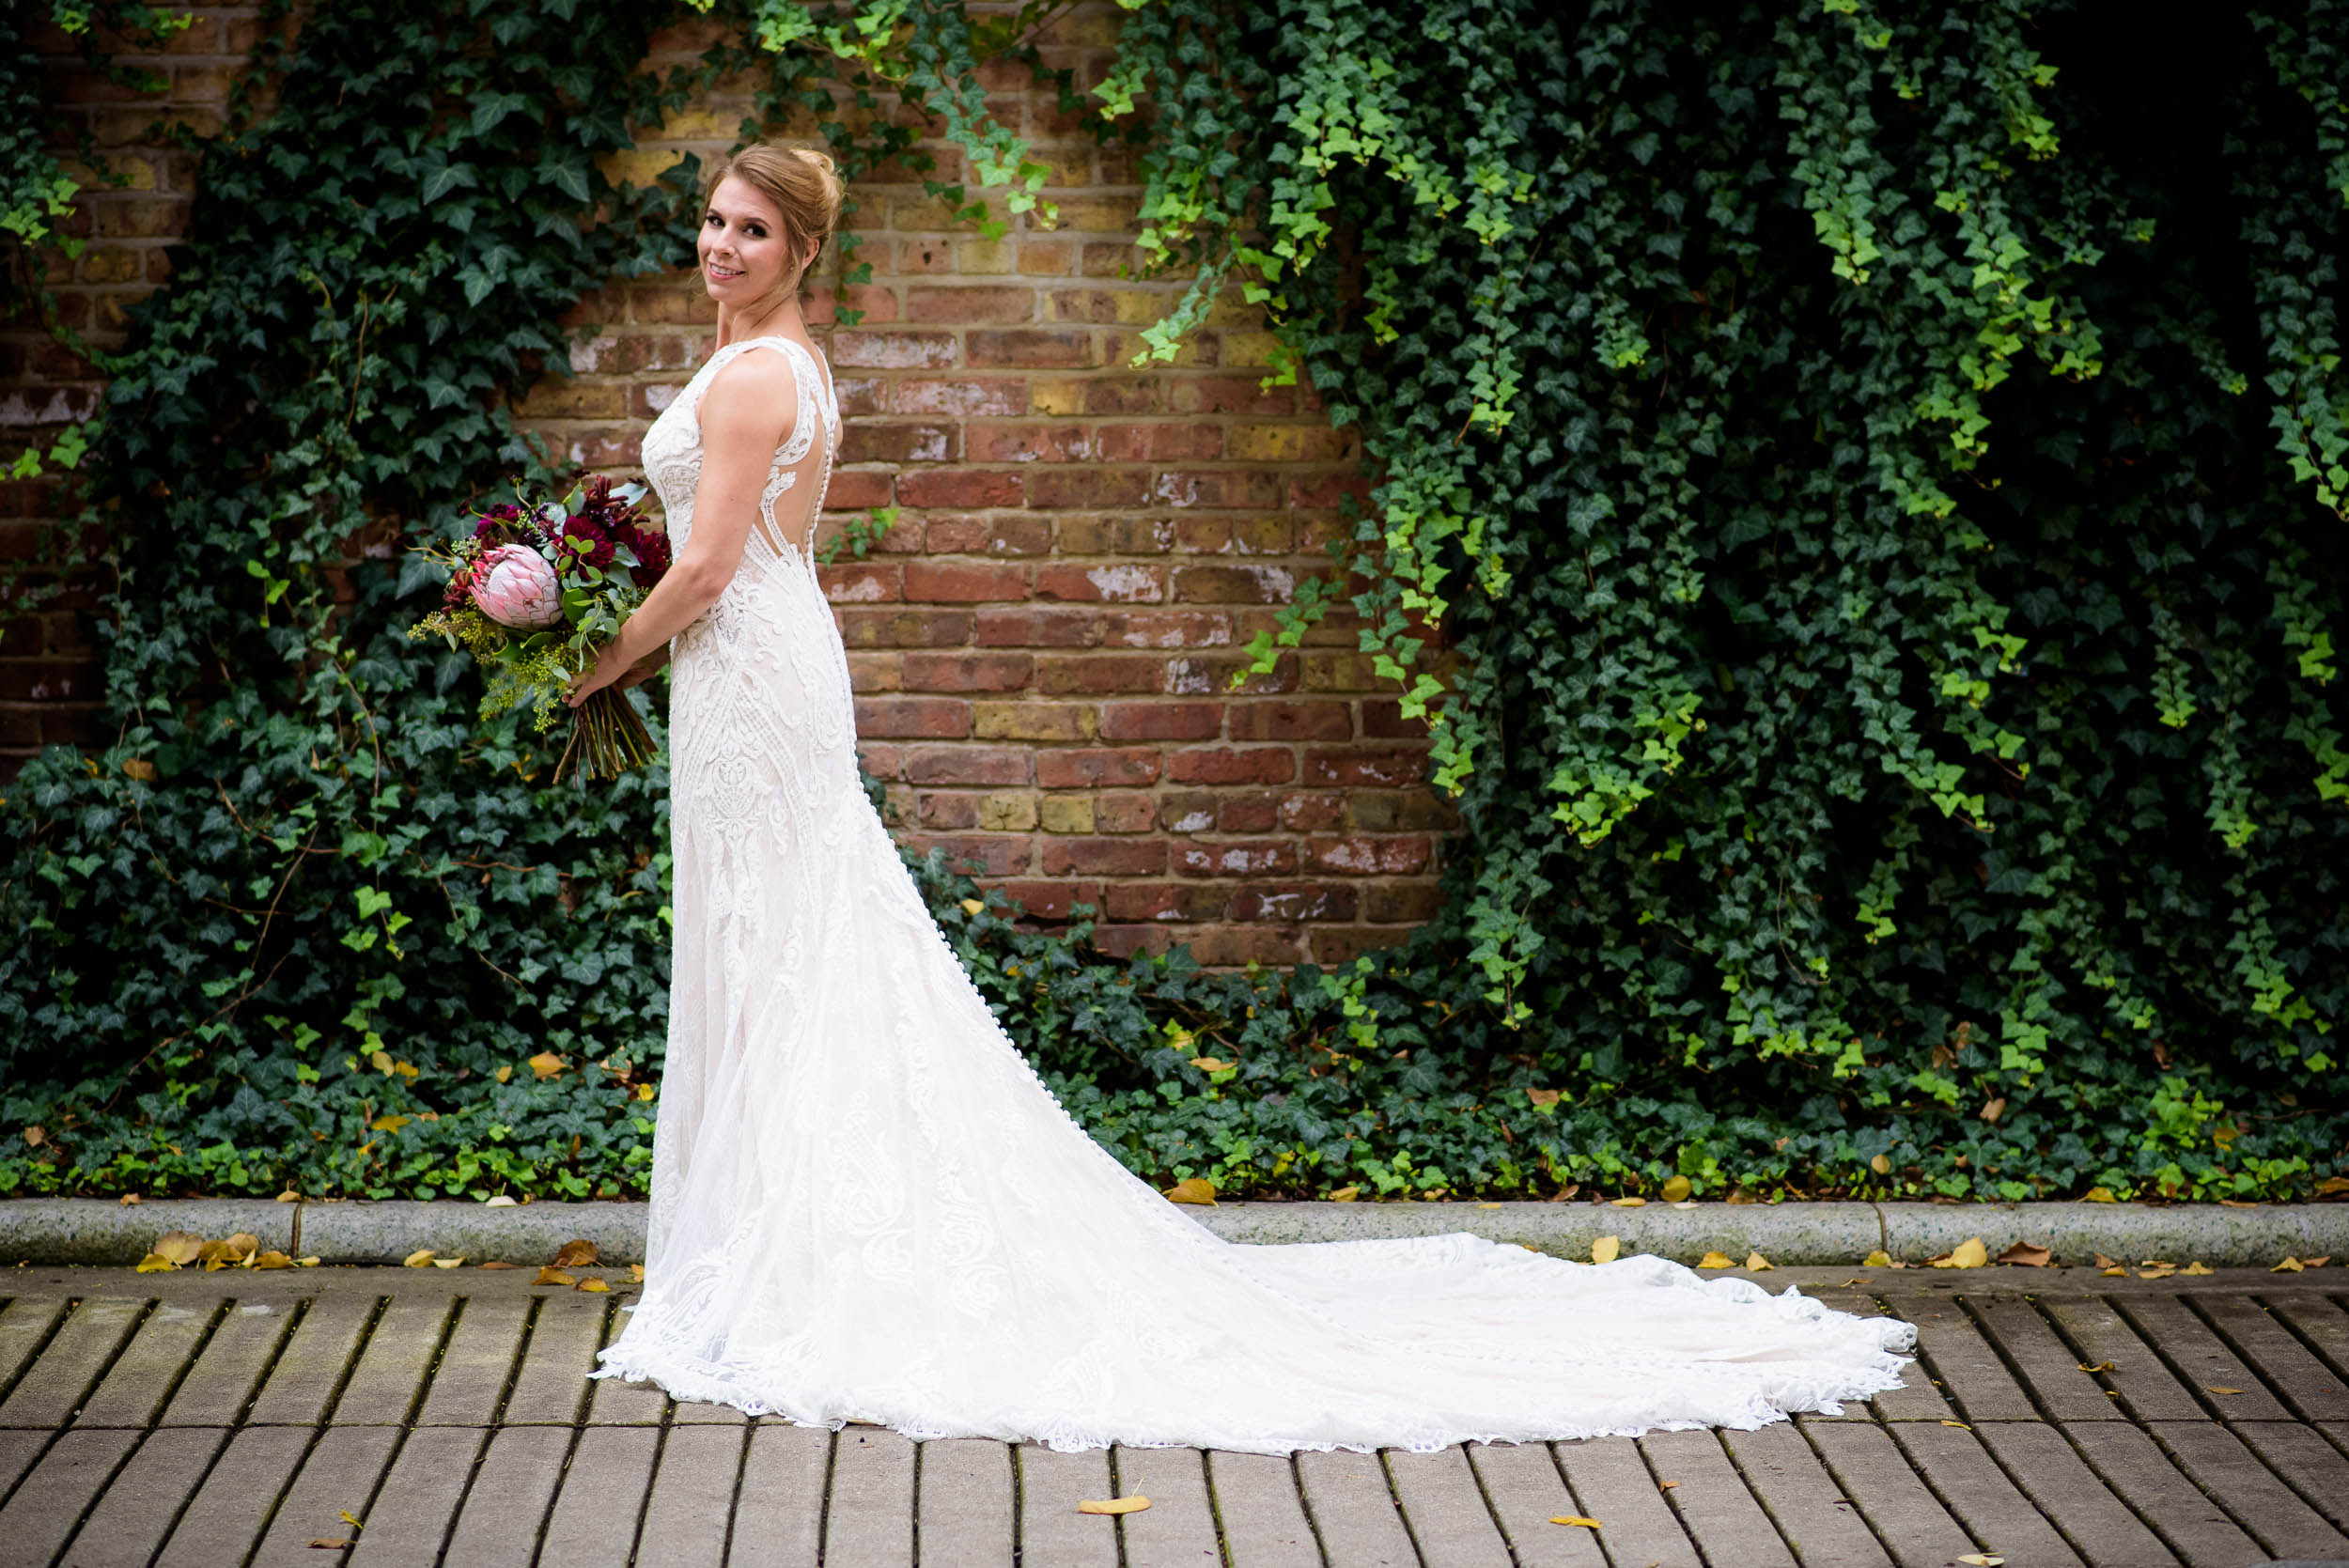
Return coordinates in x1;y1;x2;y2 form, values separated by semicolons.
597;332;1916;1454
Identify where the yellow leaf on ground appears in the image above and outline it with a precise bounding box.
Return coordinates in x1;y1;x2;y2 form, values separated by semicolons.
552;1239;599;1268
1329;1186;1360;1202
122;757;156;781
369;1049;394;1075
1525;1088;1562;1108
2319;1175;2349;1196
368;1114;410;1133
308;1539;352;1550
1591;1236;1622;1265
576;1278;610;1293
1942;1237;1990;1269
432;1257;464;1269
1862;1249;1893;1267
494;1065;512;1084
1075;1497;1150;1514
2078;1360;2116;1373
2205;1386;2244;1395
1746;1250;1773;1271
134;1252;176;1273
402;1250;435;1267
1725;1188;1761;1204
1870;1154;1892;1175
276;1189;300;1203
1660;1176;1691;1202
2273;1257;2307;1273
1941;1419;1971;1429
534;1267;575;1287
630;1264;646;1282
479;1261;519;1269
1610;1196;1647;1207
2308;1256;2333;1266
1190;1058;1233;1072
118;1192;139;1205
528;1052;567;1080
485;1195;517;1207
2093;1252;2122;1269
339;1512;363;1528
2083;1187;2117;1203
250;1251;292;1269
152;1230;202;1266
1957;1556;2005;1566
960;898;984;916
298;1256;320;1266
2182;1261;2215;1276
2100;1265;2128;1277
1657;1479;1680;1490
636;1082;655;1100
1997;1241;2051;1267
1164;1178;1217;1206
1696;1251;1735;1269
1549;1515;1603;1529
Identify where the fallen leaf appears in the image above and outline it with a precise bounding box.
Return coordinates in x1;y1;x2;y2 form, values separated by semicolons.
2217;1198;2262;1208
1956;1557;2004;1567
1941;1419;1971;1429
276;1189;300;1203
2077;1360;2116;1374
1696;1251;1735;1269
493;1065;512;1084
636;1082;656;1100
2308;1256;2334;1267
118;1192;140;1205
200;1234;258;1270
479;1261;519;1270
339;1512;363;1529
485;1194;517;1207
1979;1096;2006;1123
2100;1265;2129;1277
575;1277;610;1293
1672;1200;1699;1210
1657;1479;1680;1490
1075;1497;1150;1515
1870;1153;1892;1175
534;1267;576;1287
2274;1256;2308;1273
1997;1241;2051;1267
369;1049;394;1076
402;1249;436;1268
2083;1187;2118;1203
552;1239;599;1268
1549;1515;1603;1529
251;1250;293;1270
1746;1250;1773;1271
1660;1176;1692;1203
134;1252;177;1273
2205;1386;2244;1395
2182;1262;2214;1276
1163;1178;1217;1206
299;1256;320;1267
1525;1088;1562;1109
1725;1188;1761;1205
122;757;156;781
1929;1237;1989;1270
1190;1058;1233;1072
1476;1201;1503;1209
308;1540;352;1550
1329;1186;1360;1202
2093;1252;2122;1269
152;1230;202;1266
1592;1236;1621;1265
960;897;984;916
369;1114;410;1134
1610;1196;1647;1208
528;1051;567;1080
1842;1277;1875;1287
1862;1249;1893;1268
432;1257;465;1269
2137;1264;2176;1280
630;1264;646;1282
2319;1175;2349;1196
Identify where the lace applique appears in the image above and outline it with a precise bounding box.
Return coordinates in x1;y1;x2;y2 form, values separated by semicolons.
594;332;1919;1456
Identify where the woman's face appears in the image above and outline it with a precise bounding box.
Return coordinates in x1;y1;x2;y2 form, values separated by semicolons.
697;175;807;306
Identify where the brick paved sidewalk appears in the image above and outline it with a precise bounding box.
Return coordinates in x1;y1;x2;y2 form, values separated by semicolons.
0;1265;2345;1567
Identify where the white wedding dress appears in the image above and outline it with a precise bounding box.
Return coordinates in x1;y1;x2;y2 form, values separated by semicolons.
588;332;1918;1454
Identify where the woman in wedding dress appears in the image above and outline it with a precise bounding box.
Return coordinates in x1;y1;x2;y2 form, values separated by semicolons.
563;141;1916;1455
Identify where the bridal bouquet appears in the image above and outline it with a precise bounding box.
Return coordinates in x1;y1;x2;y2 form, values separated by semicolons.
408;473;672;781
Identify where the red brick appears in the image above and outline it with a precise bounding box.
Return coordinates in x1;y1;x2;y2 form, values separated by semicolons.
1304;836;1432;876
832;330;960;368
1167;747;1295;784
1093;924;1174;958
821;563;903;603
1172;565;1300;604
1034;563;1165;602
1079;379;1160;414
1361;698;1434;738
854;696;972;738
904;746;1034;785
1172;377;1296;416
1096;423;1223;461
1026;469;1148;509
1346;791;1455;831
1096;792;1158;833
1036;655;1165;695
826;470;895;509
905;833;1032;876
1174;841;1299;877
1228;883;1359;923
977;606;1108;647
1279;792;1346;831
1040;837;1168;877
894;379;1030;417
856;742;905;778
1306;928;1388;965
1153;471;1283;509
897;470;1024;509
967;330;1098;369
920;792;979;829
1224;701;1351;741
1158;792;1221;833
1185;926;1306;965
904;560;1031;602
1100;611;1234;647
1289;474;1375;509
1306;748;1427;786
965;423;1093;463
1105;883;1228;923
924;516;1054;555
1101;702;1221;740
908;286;1036;323
846;652;901;691
835;608;974;648
839;423;954;463
1035;748;1161;788
994;880;1103;920
1216;793;1281;833
901;651;1034;691
1366;884;1447;924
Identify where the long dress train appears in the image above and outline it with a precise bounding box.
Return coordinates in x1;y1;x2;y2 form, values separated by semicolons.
588;332;1917;1455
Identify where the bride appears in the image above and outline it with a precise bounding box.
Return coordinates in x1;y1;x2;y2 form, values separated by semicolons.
563;140;1915;1455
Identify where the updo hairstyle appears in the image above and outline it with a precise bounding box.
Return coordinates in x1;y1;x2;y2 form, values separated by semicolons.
699;143;844;290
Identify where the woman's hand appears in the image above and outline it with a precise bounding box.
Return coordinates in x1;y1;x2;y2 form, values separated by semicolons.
614;648;669;691
564;643;635;709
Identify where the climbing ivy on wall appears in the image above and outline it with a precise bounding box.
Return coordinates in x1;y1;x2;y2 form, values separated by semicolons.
3;0;2347;1207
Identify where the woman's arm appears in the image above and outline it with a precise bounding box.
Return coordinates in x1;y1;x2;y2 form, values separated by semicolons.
566;350;799;707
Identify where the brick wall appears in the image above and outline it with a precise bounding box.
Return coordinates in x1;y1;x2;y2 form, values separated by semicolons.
2;3;1451;966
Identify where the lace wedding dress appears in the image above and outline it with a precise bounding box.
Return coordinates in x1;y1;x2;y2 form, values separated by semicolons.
588;332;1918;1454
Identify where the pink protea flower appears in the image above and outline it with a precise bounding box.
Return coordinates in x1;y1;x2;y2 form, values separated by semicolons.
467;544;564;629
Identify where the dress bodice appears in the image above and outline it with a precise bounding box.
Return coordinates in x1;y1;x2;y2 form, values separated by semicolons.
642;333;841;570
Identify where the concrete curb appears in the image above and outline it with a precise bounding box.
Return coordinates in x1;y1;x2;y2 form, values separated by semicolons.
5;1197;2345;1267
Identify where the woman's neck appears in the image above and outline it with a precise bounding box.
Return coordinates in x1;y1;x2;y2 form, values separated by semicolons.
714;290;804;349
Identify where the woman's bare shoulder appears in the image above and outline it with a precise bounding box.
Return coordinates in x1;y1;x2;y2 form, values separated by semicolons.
700;344;800;441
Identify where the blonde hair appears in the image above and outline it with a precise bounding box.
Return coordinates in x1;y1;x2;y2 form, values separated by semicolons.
699;143;844;290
